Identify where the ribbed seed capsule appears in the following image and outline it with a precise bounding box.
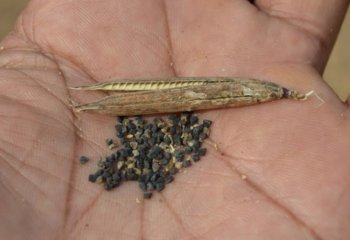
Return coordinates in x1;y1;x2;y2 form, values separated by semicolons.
72;77;307;116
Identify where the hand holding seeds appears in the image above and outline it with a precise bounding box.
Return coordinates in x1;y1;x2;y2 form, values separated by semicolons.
2;0;350;239
73;77;312;198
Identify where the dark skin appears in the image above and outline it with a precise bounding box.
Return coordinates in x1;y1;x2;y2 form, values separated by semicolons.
1;0;350;239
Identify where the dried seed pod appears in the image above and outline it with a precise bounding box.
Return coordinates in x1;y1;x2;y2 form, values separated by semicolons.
71;77;308;116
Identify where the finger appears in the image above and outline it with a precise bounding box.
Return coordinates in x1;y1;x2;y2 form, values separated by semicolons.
254;0;350;49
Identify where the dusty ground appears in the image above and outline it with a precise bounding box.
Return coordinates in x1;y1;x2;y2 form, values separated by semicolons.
0;0;349;100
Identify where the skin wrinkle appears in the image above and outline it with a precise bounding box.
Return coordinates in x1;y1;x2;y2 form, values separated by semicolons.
161;0;177;75
0;143;76;191
63;192;101;239
0;94;73;132
0;154;55;209
159;194;198;239
218;152;322;240
14;69;72;114
1;32;78;239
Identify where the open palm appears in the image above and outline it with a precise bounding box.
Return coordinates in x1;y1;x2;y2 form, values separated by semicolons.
1;0;350;239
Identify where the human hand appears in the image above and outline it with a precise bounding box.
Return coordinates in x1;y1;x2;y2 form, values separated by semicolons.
1;0;349;239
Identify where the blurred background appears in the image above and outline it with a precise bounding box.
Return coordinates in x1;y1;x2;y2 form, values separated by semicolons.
1;1;349;100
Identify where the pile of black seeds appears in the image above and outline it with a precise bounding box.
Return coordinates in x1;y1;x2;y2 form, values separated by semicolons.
86;113;212;199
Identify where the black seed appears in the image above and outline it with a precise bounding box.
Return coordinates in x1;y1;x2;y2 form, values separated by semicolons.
192;153;200;161
105;138;114;146
169;167;178;175
127;122;137;130
160;158;169;165
164;136;172;145
150;173;158;182
184;146;192;154
120;149;129;157
135;159;144;169
135;116;145;125
105;155;114;162
112;173;121;181
117;116;125;123
102;171;110;180
203;119;212;127
144;161;151;169
151;124;158;133
146;182;154;191
155;176;165;184
79;156;90;164
169;126;176;135
139;175;146;182
175;126;182;135
104;183;113;191
163;152;172;160
155;182;165;192
175;150;184;161
173;134;182;145
199;132;208;142
148;137;156;145
127;173;138;181
190;115;199;125
139;182;147;191
183;160;192;168
165;175;174;184
119;171;126;180
192;127;202;138
136;138;144;144
143;191;153;199
111;153;117;161
88;174;97;182
125;147;133;156
198;148;207;156
192;140;201;150
183;126;191;133
168;114;180;125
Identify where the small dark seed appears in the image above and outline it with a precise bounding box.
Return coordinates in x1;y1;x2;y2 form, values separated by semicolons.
143;191;153;199
190;115;199;125
165;175;174;184
105;138;114;146
160;158;169;165
192;141;201;150
175;150;184;161
155;182;165;192
117;116;125;123
198;148;207;156
139;182;147;191
144;161;151;169
184;146;192;154
79;156;90;164
169;126;176;135
88;174;97;182
163;152;172;160
112;173;121;181
127;122;137;130
169;167;178;175
191;153;200;162
173;134;182;145
104;183;113;191
182;160;192;168
146;182;154;191
203;119;212;127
